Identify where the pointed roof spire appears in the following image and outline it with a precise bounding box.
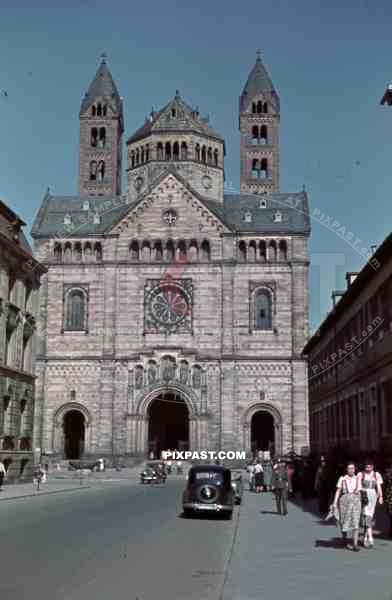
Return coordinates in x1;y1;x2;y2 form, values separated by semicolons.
240;51;279;110
80;56;121;115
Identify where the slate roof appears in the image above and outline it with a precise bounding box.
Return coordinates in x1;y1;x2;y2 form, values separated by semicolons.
240;54;280;112
80;58;122;115
127;92;223;144
32;172;310;239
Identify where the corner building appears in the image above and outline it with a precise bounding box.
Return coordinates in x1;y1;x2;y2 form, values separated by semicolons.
32;54;310;464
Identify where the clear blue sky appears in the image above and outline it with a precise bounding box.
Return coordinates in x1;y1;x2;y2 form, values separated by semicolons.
1;0;391;329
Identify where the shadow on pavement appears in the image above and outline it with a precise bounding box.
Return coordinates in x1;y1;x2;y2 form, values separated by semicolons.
315;538;346;550
260;510;280;515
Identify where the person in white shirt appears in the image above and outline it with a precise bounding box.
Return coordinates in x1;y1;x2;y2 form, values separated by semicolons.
333;462;362;551
357;460;383;548
254;461;264;493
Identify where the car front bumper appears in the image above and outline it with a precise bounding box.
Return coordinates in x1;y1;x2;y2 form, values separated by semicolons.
183;502;233;512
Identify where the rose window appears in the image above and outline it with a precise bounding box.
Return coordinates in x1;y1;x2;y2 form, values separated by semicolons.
148;283;189;325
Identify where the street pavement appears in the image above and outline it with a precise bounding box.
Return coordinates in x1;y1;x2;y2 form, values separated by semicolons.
222;490;392;600
0;475;237;600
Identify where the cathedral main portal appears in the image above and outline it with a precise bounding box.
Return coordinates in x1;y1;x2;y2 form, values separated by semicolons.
147;392;189;458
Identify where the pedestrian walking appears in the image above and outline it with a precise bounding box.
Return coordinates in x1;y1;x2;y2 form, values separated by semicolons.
333;462;362;551
0;460;6;491
357;460;383;548
34;464;44;490
383;463;392;539
246;461;256;492
272;459;291;515
254;461;264;493
262;459;273;491
315;456;330;516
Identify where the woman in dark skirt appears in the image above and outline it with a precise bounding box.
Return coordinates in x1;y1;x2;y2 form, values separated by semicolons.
254;461;264;493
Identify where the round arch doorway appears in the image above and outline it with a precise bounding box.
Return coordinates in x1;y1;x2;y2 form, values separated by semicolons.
63;410;85;459
251;410;275;457
148;392;189;458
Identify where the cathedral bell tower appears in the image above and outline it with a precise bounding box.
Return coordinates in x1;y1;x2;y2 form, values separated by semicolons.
78;56;124;196
239;51;280;194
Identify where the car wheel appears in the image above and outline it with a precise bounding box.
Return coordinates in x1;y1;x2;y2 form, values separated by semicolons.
223;510;233;520
183;508;193;518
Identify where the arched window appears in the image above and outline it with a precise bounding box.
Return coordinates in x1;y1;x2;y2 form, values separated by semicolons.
207;147;213;164
252;126;259;144
268;240;277;261
259;240;266;262
263;102;268;113
257;101;262;113
103;105;107;116
178;240;187;262
260;125;267;144
255;290;272;330
91;127;98;147
64;242;72;262
201;240;210;261
189;240;198;261
252;102;257;114
153;241;163;261
136;149;140;165
214;149;219;167
97;161;105;182
97;103;102;116
173;141;179;161
141;147;145;163
65;289;86;331
181;142;187;160
238;241;247;262
248;241;257;262
91;105;96;117
279;240;288;262
260;158;268;179
251;159;259;178
157;142;163;160
74;242;82;262
53;244;62;261
165;240;175;261
98;127;106;148
145;144;150;161
130;241;140;261
165;142;171;160
201;146;207;163
195;144;200;161
94;242;102;261
131;151;135;168
141;241;151;262
90;161;97;181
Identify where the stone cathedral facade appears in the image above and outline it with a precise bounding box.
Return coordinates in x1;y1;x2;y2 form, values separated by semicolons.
32;54;310;464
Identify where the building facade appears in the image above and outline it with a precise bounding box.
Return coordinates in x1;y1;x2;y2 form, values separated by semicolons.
0;200;46;480
303;235;392;458
32;54;310;464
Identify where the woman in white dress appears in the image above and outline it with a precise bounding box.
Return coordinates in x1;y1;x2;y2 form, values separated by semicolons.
333;462;362;551
357;460;383;548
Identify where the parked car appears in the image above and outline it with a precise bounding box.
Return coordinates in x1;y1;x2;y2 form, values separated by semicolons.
140;464;158;484
68;460;100;471
231;470;243;504
182;464;234;518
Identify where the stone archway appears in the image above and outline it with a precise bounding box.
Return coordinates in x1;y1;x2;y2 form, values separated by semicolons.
242;403;282;458
147;392;189;458
129;384;200;456
53;403;91;458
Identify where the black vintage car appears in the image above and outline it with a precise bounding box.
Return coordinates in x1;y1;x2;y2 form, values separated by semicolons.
182;465;234;518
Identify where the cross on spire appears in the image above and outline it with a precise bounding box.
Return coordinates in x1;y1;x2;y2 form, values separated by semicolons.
256;49;262;61
100;52;107;64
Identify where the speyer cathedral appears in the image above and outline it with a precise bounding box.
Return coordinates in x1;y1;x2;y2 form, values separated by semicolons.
32;52;310;463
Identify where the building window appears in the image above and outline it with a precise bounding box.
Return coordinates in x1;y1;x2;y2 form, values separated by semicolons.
91;127;98;147
90;161;97;181
173;141;179;161
63;214;72;225
214;149;218;166
255;290;272;330
64;289;87;331
98;127;106;148
157;142;163;160
201;146;207;163
195;144;200;161
97;161;105;182
165;142;171;161
181;142;187;160
83;200;90;211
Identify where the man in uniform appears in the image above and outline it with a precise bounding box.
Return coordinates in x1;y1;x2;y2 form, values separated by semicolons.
272;458;291;515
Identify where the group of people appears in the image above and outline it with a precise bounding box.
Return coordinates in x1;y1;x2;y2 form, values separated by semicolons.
246;457;292;515
246;454;392;547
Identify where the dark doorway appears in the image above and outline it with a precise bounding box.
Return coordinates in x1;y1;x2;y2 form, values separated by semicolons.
63;410;85;459
148;393;189;458
251;411;275;456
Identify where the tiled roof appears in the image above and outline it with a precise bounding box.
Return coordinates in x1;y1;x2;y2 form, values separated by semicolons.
80;59;122;115
127;93;223;144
